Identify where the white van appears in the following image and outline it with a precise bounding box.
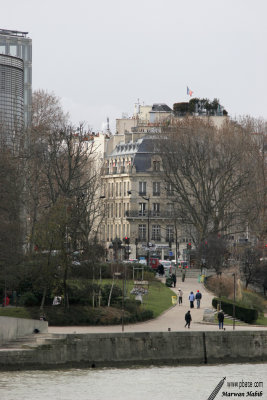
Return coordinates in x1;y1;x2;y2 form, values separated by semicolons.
159;260;172;274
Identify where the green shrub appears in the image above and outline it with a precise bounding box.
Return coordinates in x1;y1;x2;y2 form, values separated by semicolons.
123;298;141;313
25;304;153;326
68;281;100;305
101;284;122;306
212;297;258;323
173;102;189;114
19;292;39;307
165;277;173;287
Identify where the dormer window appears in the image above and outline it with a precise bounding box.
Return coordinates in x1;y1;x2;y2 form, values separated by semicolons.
153;160;160;171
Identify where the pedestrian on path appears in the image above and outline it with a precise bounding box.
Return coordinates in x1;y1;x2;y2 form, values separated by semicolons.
177;288;183;305
185;310;192;328
171;273;177;288
189;291;195;308
181;269;186;282
195;290;202;308
218;310;224;329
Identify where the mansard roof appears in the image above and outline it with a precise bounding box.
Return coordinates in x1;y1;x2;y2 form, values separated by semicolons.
107;135;159;172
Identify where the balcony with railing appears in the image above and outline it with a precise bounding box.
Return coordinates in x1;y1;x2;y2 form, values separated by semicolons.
125;210;173;219
104;166;129;176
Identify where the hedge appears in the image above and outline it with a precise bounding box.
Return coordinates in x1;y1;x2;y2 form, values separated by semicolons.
212;297;258;324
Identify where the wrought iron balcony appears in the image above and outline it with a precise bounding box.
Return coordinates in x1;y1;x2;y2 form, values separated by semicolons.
125;210;173;219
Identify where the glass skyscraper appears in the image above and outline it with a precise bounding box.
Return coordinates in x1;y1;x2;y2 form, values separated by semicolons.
0;54;24;136
0;29;32;133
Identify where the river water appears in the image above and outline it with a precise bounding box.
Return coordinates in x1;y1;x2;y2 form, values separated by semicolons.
1;363;267;400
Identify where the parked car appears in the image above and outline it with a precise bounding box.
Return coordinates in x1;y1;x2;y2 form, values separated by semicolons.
138;257;147;265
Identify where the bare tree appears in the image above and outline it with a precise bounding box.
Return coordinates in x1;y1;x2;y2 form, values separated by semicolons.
0;133;24;301
26;91;104;309
32;89;69;132
197;234;229;275
158;117;258;247
237;117;267;243
240;247;261;289
25;90;69;252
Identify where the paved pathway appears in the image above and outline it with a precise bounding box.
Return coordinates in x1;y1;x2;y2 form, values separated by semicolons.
48;275;267;334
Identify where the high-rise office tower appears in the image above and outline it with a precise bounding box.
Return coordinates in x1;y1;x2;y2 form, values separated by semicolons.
0;29;32;136
0;54;24;136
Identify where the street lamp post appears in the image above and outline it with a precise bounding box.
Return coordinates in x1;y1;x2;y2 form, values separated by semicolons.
232;273;236;330
128;191;150;266
146;197;150;267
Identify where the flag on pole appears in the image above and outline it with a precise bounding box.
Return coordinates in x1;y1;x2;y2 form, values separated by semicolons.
187;86;193;96
208;377;226;400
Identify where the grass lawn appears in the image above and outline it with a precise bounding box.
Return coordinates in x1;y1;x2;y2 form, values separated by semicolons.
140;280;174;318
0;307;32;319
0;279;174;322
98;277;174;318
254;315;267;325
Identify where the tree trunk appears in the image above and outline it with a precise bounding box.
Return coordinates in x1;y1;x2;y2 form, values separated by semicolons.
40;286;47;312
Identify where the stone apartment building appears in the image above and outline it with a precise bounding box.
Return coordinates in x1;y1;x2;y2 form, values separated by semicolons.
100;103;194;262
98;100;264;262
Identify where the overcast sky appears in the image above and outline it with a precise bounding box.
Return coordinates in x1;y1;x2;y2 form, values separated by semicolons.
2;0;267;132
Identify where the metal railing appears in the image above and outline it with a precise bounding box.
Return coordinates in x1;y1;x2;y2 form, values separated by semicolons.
125;210;173;219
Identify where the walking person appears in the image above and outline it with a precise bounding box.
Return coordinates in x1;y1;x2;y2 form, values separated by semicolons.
195;290;202;309
218;310;224;329
181;269;186;282
171;272;177;288
184;310;192;328
177;288;183;305
189;291;195;308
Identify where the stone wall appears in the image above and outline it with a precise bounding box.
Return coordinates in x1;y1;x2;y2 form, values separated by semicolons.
0;330;267;370
0;316;48;345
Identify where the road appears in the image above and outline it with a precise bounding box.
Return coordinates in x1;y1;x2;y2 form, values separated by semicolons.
48;275;267;334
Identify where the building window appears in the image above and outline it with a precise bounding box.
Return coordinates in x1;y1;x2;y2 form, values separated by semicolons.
119;182;122;196
139;181;147;196
167;203;173;216
139;224;147;241
152;225;161;241
111;204;113;218
111;183;114;197
166;225;174;242
152;203;160;216
153;182;160;196
119;203;121;218
124;182;126;196
115;203;118;218
153;160;160;171
166;183;174;196
139;203;146;216
116;182;118;197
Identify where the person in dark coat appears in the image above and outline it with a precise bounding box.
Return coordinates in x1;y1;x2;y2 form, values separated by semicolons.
195;290;202;308
157;264;164;276
184;310;192;328
181;269;186;282
218;310;224;329
171;273;177;287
